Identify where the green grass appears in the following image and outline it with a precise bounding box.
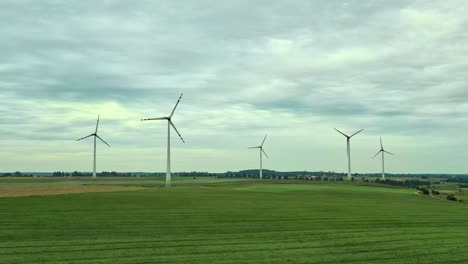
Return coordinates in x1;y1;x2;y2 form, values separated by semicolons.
1;182;468;263
429;182;468;201
233;183;415;194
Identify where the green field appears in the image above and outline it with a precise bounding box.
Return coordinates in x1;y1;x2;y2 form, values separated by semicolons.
1;179;467;263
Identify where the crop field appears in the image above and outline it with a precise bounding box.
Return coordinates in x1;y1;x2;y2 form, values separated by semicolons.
431;181;468;201
1;178;468;263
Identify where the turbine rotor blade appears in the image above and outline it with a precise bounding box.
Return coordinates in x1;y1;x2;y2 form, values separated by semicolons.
96;135;111;147
261;135;267;147
170;120;185;143
95;115;100;133
380;137;383;149
373;150;382;159
141;117;168;121
334;128;349;138
261;148;269;158
169;93;183;118
350;129;364;138
248;146;261;149
384;150;394;155
76;134;94;141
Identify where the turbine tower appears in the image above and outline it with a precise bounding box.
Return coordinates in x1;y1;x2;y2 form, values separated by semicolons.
373;137;394;180
249;135;269;179
334;128;364;180
141;93;185;188
76;115;111;178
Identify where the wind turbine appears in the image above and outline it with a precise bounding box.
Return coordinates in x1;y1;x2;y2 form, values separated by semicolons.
334;128;364;180
249;135;269;179
141;93;185;188
373;137;393;180
76;115;111;178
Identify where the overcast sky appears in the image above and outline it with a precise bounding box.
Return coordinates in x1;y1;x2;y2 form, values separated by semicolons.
1;0;468;174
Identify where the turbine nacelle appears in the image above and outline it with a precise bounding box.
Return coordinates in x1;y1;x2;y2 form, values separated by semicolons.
333;128;363;180
76;115;111;179
140;93;185;187
76;116;111;147
373;137;394;158
334;128;364;139
248;135;269;158
373;137;394;180
141;93;185;144
249;134;269;179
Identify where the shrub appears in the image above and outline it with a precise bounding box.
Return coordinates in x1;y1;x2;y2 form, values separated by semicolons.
418;187;430;195
447;194;458;201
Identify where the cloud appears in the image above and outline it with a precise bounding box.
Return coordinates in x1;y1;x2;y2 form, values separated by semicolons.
1;0;468;173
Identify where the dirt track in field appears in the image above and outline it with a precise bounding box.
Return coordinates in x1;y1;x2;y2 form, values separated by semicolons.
0;185;147;198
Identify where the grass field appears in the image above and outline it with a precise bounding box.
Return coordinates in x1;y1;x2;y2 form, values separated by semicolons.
1;178;467;263
431;181;468;202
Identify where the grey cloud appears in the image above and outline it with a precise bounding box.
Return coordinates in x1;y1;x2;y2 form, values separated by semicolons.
1;0;468;172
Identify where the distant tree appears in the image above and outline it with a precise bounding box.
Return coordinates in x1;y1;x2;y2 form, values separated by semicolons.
14;171;22;177
418;188;430;195
447;194;457;201
72;171;83;177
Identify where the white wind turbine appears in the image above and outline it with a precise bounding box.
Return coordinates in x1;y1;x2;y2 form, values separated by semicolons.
141;93;185;187
373;137;394;180
249;135;269;179
334;128;364;180
76;115;111;178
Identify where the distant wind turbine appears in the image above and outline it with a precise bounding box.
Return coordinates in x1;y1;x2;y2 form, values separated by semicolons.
373;137;394;180
334;128;364;180
76;115;111;178
249;135;269;179
141;93;185;188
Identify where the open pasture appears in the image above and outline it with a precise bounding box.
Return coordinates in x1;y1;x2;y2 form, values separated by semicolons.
0;180;467;263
